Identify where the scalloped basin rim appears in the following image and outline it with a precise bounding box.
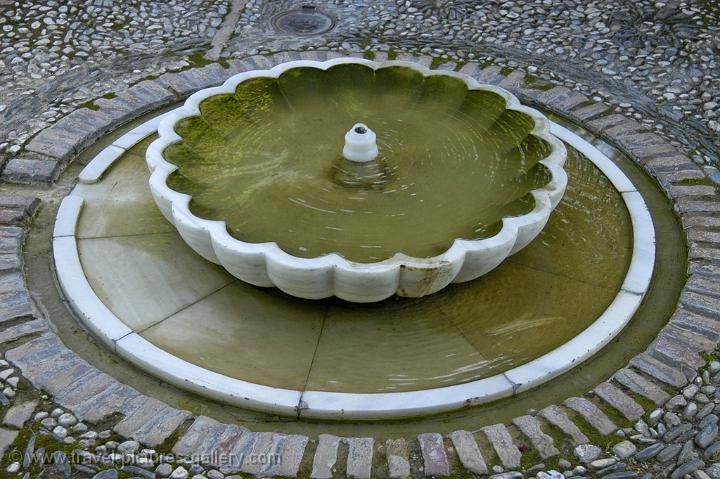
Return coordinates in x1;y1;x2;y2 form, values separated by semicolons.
146;58;569;302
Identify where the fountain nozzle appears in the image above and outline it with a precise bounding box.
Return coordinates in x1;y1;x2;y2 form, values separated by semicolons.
343;123;379;163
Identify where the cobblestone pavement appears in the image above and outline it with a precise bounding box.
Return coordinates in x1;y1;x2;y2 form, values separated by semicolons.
0;1;719;478
1;0;719;178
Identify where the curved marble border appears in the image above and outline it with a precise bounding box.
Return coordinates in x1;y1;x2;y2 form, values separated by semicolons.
57;112;655;420
146;58;569;303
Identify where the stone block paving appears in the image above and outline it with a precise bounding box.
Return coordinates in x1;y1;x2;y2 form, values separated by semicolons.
0;52;716;478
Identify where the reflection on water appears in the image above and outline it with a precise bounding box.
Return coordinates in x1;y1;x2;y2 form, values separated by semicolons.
165;63;553;262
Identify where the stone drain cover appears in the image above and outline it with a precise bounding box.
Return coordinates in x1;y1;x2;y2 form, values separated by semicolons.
271;5;336;36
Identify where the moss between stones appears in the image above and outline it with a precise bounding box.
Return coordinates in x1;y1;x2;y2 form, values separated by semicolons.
294;437;316;479
77;100;100;111
572;99;600;112
626;390;662;419
564;411;619;452
522;74;556;91
453;59;468;72
536;416;576;457
592;399;634;433
676;177;716;187
430;56;444;69
500;66;515;77
698;350;720;377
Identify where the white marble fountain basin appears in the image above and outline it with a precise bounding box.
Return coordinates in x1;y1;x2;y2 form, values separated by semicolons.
145;58;568;303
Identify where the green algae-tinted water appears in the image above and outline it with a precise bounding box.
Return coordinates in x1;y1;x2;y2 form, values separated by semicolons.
164;63;554;262
73;137;632;394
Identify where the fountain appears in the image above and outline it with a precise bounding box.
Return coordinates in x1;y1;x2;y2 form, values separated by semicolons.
146;58;568;302
53;56;662;419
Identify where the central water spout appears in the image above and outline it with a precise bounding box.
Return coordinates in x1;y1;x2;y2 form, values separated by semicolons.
342;123;379;163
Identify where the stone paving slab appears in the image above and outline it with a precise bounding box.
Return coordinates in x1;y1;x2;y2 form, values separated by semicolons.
53;369;121;417
633;143;680;163
688;231;720;245
690;246;720;262
385;438;410;479
563;397;617;435
0;208;28;226
396;53;431;67
554;91;589;110
613;130;662;147
481;424;521;469
310;434;340;479
0;428;18;458
671;308;720;342
2;157;62;184
0;286;34;324
538;86;573;105
649;325;711;371
94;80;175;127
238;431;276;475
157;63;228;97
172;416;226;457
0;196;40;225
0;271;24;295
587;113;629;131
345;437;374;479
613;368;670;406
24;123;84;162
243;54;276;70
265;433;309;478
630;353;690;387
458;63;480;77
677;200;720;214
605;121;644;139
5;334;90;394
2;400;37;429
644;154;698;171
119;80;177;114
227;58;259;75
0;252;19;272
474;65;503;83
417;433;449;477
570;102;610;121
498;69;526;90
207;425;249;469
0;319;45;345
71;381;141;424
684;216;720;229
593;382;645;421
0;227;22;257
538;405;589;445
25;108;116;163
114;396;190;447
512;415;560;459
448;430;487;475
668;185;717;198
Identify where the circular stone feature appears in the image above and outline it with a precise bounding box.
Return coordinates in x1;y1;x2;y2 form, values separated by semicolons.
148;59;568;302
56;111;654;419
271;6;336;36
